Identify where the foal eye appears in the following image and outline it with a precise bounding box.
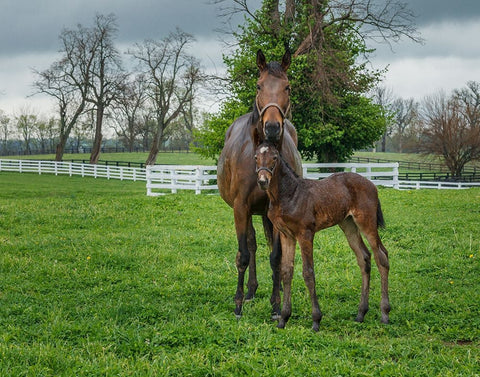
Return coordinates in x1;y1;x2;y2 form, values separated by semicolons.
285;85;291;92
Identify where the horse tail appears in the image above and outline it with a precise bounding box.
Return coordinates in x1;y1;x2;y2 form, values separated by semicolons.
377;199;386;229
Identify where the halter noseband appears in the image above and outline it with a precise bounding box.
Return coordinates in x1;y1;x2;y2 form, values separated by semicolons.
255;96;291;137
255;166;275;175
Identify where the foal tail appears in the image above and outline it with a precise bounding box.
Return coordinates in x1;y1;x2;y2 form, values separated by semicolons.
377;199;386;229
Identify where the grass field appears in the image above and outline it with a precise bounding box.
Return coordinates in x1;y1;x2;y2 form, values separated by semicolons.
0;172;479;376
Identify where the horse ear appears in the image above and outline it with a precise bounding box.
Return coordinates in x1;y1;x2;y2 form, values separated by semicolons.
257;49;267;71
281;48;291;71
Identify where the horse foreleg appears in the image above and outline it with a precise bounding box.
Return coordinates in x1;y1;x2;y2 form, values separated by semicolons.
277;233;296;329
298;232;322;332
245;218;258;300
233;205;251;318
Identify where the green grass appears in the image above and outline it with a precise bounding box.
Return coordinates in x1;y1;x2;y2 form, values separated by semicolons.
1;172;479;376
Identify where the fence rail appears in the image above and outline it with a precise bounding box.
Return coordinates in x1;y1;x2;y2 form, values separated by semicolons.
0;159;146;181
3;159;480;193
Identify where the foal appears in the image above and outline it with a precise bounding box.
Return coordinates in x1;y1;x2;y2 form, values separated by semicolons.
255;142;391;331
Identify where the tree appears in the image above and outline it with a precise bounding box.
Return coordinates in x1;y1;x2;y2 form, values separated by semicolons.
33;22;93;161
0;110;10;154
197;0;421;162
33;13;124;162
420;87;480;177
391;97;419;152
371;86;395;152
129;28;204;165
87;14;126;164
15;108;38;155
112;74;147;151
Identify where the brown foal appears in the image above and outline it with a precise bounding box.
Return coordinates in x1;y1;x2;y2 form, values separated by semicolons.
255;141;391;331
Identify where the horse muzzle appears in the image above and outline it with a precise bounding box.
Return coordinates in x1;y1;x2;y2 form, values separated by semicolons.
256;168;272;190
264;121;282;143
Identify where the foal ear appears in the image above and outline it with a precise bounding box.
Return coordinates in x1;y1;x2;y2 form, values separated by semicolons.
257;49;267;71
281;48;291;71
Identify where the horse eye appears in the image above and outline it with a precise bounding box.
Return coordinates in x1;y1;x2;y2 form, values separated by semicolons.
285;85;291;92
256;84;261;91
254;154;257;160
273;156;278;161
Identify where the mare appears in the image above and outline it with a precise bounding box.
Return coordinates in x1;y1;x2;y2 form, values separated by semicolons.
217;50;302;319
255;141;391;331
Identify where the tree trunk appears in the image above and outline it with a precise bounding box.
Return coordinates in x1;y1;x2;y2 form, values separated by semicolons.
90;106;104;164
146;128;164;165
55;134;69;161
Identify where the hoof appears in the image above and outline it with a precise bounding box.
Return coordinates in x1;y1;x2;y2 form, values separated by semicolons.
312;322;319;332
235;314;242;321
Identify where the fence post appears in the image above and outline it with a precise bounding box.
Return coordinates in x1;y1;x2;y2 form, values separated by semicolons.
195;167;202;195
393;163;399;189
171;169;177;194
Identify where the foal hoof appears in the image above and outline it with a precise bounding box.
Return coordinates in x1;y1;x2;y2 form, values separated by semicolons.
277;318;286;329
312;322;319;332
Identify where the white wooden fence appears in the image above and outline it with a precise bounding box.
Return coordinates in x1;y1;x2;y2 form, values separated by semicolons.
2;159;480;194
0;159;146;181
146;162;400;196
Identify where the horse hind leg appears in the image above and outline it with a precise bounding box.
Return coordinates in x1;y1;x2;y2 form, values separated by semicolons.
339;218;371;323
360;222;391;324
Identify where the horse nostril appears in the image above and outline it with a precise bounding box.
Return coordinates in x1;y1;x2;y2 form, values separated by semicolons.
257;176;269;189
264;121;280;141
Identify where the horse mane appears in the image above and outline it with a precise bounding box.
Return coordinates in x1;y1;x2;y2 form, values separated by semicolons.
265;62;287;78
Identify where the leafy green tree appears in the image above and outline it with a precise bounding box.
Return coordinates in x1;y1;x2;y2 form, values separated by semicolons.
196;0;420;162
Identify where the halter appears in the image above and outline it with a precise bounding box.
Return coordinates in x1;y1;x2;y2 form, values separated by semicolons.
255;166;275;175
255;95;291;137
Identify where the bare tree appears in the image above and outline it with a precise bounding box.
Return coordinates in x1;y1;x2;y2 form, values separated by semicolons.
87;14;126;164
420;89;480;177
129;28;204;165
0;110;10;154
391;97;419;152
372;86;395;152
112;74;147;151
15;107;38;155
33;23;94;161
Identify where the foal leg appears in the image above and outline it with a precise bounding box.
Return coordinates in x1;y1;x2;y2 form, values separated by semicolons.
298;232;322;332
268;223;282;320
360;225;391;324
339;218;371;323
277;233;296;329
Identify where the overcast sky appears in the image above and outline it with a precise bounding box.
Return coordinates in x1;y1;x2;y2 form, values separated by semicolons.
1;0;480;116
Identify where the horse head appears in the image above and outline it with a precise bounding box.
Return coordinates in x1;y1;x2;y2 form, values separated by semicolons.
254;49;291;145
255;142;279;191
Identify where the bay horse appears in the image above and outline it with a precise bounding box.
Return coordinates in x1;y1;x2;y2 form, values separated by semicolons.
217;49;302;319
255;141;391;331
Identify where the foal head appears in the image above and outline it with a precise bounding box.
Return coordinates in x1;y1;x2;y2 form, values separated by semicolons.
255;49;291;144
255;142;280;191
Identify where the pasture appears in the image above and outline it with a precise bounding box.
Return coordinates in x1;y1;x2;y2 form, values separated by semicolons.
0;172;479;376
